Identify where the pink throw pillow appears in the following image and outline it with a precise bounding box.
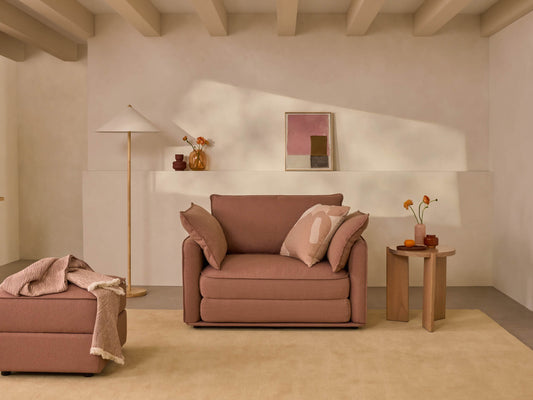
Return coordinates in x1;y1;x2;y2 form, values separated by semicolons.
280;204;350;267
180;203;227;269
327;211;369;272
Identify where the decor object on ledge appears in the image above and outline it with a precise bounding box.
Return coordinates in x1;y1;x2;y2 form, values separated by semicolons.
97;105;158;298
403;195;438;245
285;112;333;171
183;135;210;170
173;154;186;171
424;234;439;248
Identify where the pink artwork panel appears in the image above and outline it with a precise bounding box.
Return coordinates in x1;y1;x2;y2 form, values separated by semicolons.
287;114;330;155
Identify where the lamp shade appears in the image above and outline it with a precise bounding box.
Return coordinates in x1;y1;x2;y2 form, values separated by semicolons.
97;105;158;133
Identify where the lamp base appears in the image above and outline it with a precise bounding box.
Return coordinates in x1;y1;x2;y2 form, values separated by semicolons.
126;287;148;298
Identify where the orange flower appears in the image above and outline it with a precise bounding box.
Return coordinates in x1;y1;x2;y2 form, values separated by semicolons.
423;195;430;205
196;137;206;145
182;136;188;141
403;199;413;210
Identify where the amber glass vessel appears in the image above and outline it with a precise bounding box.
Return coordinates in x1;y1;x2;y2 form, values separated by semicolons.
424;234;439;248
189;150;207;171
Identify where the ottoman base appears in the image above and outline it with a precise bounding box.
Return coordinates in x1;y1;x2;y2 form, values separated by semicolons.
0;309;127;375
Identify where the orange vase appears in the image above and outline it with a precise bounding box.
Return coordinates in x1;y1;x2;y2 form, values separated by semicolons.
189;149;207;171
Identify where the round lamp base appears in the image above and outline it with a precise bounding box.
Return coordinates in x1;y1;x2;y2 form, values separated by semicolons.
126;287;147;298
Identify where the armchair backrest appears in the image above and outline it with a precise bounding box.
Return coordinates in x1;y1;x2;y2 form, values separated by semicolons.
210;194;343;254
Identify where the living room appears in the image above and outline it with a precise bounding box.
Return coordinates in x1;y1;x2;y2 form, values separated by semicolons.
0;0;532;398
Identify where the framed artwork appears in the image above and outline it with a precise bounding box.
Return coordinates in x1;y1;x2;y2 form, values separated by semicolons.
285;112;334;171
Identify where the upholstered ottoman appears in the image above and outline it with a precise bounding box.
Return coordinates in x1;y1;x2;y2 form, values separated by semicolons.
0;283;127;375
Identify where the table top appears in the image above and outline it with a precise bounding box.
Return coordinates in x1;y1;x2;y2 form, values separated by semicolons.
387;245;456;258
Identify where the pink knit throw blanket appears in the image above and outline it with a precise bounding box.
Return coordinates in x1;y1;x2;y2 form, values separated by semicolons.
0;255;126;365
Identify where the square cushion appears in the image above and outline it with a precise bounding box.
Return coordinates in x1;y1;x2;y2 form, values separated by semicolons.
210;194;343;254
199;254;349;300
328;211;369;272
0;284;126;334
280;204;350;267
180;203;227;269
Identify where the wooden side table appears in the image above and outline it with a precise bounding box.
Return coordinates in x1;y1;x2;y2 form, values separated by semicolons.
386;245;456;332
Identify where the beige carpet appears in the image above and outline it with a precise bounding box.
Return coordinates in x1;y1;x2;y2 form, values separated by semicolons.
2;309;532;400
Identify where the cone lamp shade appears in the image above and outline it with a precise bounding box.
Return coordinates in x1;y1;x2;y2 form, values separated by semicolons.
97;105;158;298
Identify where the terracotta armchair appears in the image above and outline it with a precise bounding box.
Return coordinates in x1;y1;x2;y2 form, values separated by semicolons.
182;194;367;327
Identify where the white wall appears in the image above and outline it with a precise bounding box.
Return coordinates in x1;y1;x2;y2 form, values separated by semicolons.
0;57;19;265
17;47;87;259
84;14;493;286
490;12;533;311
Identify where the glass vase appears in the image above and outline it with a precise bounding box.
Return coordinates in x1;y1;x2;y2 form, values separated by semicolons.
189;149;207;171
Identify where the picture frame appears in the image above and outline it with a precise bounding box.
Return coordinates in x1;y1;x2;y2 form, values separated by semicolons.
285;112;334;171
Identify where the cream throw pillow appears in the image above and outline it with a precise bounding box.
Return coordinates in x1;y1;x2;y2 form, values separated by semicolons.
280;204;350;267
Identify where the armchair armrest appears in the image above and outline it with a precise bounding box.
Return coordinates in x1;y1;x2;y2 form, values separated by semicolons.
348;237;367;324
182;236;205;324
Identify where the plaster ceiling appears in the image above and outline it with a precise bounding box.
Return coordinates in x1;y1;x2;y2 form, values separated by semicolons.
76;0;500;15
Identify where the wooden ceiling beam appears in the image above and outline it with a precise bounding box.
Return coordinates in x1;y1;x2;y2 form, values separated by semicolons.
190;0;228;36
346;0;385;35
414;0;471;36
0;31;25;61
104;0;160;36
481;0;533;36
277;0;298;36
17;0;94;41
0;0;77;61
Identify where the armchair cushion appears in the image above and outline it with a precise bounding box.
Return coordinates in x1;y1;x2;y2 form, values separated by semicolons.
280;204;350;267
328;211;369;272
180;203;227;269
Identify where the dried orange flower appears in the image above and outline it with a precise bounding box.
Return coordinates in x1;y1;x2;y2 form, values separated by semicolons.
403;196;438;224
423;195;430;205
182;136;188;141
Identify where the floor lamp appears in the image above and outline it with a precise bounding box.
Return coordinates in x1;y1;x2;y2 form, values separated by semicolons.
97;105;158;298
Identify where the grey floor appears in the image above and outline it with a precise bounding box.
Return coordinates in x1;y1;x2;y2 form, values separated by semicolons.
2;260;532;349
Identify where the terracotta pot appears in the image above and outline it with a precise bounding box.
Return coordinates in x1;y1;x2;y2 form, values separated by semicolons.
189;149;207;171
424;234;439;248
414;224;426;245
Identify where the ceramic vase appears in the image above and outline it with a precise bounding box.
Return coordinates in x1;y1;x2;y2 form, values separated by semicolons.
189;149;207;171
415;223;426;245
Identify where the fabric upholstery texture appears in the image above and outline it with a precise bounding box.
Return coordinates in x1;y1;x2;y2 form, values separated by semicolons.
280;204;350;267
200;254;349;300
180;203;227;269
211;194;343;254
0;311;127;374
200;299;351;323
327;211;370;272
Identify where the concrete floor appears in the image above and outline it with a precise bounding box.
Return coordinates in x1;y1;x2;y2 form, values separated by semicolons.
2;260;532;349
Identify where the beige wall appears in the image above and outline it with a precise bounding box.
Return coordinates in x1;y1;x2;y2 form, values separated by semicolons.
84;14;493;286
0;57;19;265
490;12;533;311
17;47;87;259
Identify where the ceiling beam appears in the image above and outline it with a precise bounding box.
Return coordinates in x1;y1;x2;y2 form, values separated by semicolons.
16;0;94;42
190;0;228;36
277;0;298;36
346;0;384;35
481;0;533;36
0;0;77;61
0;31;25;61
104;0;160;36
414;0;471;36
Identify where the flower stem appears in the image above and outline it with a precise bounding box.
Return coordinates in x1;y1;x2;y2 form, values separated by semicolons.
409;206;420;224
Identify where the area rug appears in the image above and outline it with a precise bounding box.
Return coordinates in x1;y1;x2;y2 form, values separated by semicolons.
1;309;532;400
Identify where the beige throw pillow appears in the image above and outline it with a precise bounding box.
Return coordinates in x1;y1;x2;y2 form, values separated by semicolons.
280;204;350;267
180;203;227;269
327;211;369;272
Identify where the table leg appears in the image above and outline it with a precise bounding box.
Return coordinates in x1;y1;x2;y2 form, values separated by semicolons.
423;253;437;332
434;257;447;320
386;250;409;322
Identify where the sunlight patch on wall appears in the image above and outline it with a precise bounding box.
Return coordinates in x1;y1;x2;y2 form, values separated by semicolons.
170;80;467;172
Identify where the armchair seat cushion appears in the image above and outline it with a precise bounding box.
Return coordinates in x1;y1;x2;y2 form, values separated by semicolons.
199;254;349;300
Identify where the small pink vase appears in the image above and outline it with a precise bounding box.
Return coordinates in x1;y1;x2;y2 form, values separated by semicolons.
415;224;426;245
